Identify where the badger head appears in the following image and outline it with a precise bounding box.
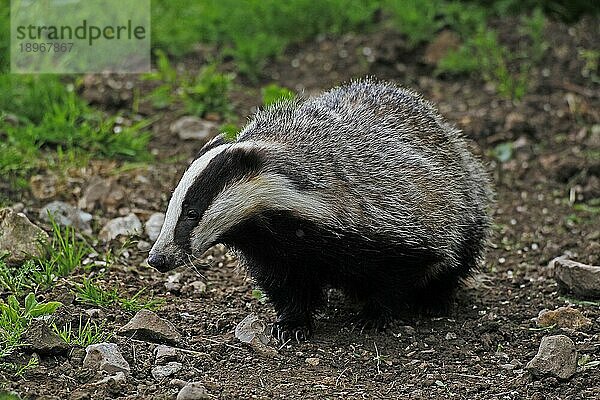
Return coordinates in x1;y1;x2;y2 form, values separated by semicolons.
147;134;336;272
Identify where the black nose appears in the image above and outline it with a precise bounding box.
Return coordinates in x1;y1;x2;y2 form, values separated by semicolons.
147;253;166;270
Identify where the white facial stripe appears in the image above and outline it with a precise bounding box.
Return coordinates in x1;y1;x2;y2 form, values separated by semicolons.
151;143;231;253
190;172;340;254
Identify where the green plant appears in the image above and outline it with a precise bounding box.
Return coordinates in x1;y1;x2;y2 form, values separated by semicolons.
53;315;112;347
14;355;39;378
251;289;267;304
144;51;233;117
0;293;62;359
75;276;162;312
262;84;296;106
384;0;444;48
0;74;152;180
151;0;380;79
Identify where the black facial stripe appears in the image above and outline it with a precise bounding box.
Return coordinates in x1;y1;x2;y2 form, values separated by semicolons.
173;146;265;249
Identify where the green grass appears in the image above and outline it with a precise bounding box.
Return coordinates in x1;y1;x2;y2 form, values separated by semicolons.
52;315;113;347
0;293;62;359
0;75;152;181
75;275;162;312
262;84;296;106
144;51;233;117
152;0;380;79
0;218;92;296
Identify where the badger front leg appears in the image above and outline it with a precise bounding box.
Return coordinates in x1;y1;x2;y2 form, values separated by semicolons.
249;263;323;343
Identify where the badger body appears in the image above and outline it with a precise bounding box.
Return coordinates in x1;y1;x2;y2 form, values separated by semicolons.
148;79;492;342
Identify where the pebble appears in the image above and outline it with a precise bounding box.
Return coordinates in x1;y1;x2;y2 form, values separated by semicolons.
0;208;49;264
99;213;142;241
536;307;592;331
119;309;182;343
305;357;320;366
550;257;600;298
29;174;57;200
83;343;130;374
23;319;69;355
235;314;277;357
170;116;217;141
78;178;126;211
526;335;577;380
155;345;178;364
177;381;210;400
145;212;165;242
151;361;182;380
39;201;92;234
94;371;127;385
445;332;457;340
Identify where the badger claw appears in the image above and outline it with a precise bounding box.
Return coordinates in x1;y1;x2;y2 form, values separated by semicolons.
271;320;312;344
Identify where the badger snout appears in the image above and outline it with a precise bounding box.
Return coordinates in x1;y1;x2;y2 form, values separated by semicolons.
147;252;170;272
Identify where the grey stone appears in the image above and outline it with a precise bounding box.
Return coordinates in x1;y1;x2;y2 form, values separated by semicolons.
155;344;178;364
0;208;49;264
170;116;217;141
94;371;127;385
99;213;142;241
145;213;165;242
526;335;577;380
151;361;182;380
235;314;277;357
83;343;130;374
39;201;93;234
78;178;126;211
23;319;69;355
551;257;600;298
119;309;182;343
177;381;209;400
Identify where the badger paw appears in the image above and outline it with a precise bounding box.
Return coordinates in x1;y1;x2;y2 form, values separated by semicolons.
271;319;312;344
350;309;392;333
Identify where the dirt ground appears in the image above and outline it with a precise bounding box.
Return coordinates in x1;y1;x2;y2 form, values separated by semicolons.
1;15;599;400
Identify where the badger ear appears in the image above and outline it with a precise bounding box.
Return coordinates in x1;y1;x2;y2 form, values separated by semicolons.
195;134;228;159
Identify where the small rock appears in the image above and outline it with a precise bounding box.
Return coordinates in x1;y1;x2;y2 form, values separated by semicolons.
0;208;49;264
11;202;25;213
99;213;142;242
151;361;182;380
177;381;209;400
170;116;217;141
551;257;600;298
94;371;127;385
526;335;577;380
445;332;457;340
235;314;277;357
85;308;103;319
119;309;181;343
536;307;592;331
29;174;57;200
170;378;188;388
137;240;151;251
155;345;178;364
305;357;320;366
186;281;207;294
83;343;130;374
165;272;182;293
39;201;92;234
23;319;69;355
145;213;165;242
78;178;111;211
423;30;461;65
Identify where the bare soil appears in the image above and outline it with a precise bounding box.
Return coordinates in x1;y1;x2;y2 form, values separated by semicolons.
1;15;599;400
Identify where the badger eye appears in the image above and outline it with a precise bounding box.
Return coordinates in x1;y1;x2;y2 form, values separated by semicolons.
186;209;199;220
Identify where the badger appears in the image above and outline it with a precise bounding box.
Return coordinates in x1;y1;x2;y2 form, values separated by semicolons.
148;79;492;343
